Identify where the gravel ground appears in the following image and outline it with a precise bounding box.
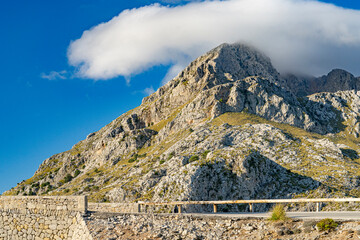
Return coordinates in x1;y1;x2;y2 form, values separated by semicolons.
85;213;360;240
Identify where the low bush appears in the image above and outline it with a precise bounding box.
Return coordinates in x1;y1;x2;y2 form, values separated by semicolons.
269;204;287;221
189;155;199;162
201;150;210;158
41;182;50;188
316;218;338;231
63;174;73;183
167;151;175;160
74;169;81;177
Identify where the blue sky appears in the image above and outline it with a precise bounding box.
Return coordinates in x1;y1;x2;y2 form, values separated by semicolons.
1;0;360;194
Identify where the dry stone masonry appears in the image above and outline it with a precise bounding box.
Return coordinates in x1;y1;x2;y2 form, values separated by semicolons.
0;196;92;240
88;202;140;213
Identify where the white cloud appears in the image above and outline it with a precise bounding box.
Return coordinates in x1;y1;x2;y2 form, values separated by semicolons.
161;63;187;85
41;70;68;80
68;0;360;81
159;0;202;4
143;86;156;95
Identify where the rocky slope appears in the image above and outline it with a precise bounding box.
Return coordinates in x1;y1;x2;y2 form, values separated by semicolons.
86;213;360;240
4;43;360;211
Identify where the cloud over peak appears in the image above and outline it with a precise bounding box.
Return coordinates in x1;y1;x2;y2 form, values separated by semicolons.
68;0;360;81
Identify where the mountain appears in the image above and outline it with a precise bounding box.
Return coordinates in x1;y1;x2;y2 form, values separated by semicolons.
282;69;360;96
4;43;360;211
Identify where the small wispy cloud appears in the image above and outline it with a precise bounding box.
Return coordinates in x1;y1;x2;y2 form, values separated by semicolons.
41;70;68;80
162;64;186;85
68;0;360;82
143;86;155;96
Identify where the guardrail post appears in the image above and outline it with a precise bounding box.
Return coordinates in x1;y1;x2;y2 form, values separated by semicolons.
316;202;321;212
213;204;217;213
249;203;253;212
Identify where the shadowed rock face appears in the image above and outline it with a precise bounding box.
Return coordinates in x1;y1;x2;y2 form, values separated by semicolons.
314;69;360;93
184;151;318;212
283;69;360;96
5;43;360;209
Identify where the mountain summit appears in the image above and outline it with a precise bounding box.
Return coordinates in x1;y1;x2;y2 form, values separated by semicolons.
5;43;360;212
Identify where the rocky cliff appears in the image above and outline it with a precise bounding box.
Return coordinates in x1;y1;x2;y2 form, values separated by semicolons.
4;43;360;211
282;69;360;97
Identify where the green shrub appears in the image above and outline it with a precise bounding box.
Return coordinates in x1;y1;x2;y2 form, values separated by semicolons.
269;204;287;221
219;98;224;103
63;174;73;183
160;159;165;164
167;151;175;160
189;155;199;162
316;218;338;231
189;128;194;133
41;182;50;188
74;169;81;177
201;150;210;158
128;153;139;163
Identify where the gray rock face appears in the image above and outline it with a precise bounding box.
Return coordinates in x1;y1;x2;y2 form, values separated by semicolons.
5;43;360;209
315;69;360;93
306;90;360;137
283;69;360;96
211;43;280;84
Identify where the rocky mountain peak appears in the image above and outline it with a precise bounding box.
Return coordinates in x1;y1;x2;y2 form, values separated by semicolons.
282;68;360;96
143;43;280;103
318;69;359;92
210;43;280;84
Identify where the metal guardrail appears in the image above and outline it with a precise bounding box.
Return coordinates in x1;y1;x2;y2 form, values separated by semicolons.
139;198;360;213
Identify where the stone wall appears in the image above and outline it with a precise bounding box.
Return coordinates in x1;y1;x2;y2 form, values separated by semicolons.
0;196;87;214
0;196;92;240
88;202;139;213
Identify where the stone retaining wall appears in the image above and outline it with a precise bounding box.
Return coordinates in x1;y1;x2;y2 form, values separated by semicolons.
0;196;87;214
88;202;139;213
0;196;91;240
